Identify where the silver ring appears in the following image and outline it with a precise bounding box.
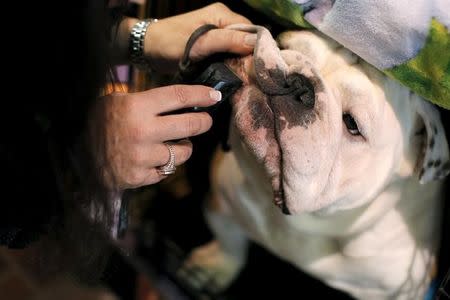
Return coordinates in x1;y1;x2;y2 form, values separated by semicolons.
157;142;176;175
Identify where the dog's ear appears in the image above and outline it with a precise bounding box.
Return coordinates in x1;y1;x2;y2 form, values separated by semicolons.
414;98;450;184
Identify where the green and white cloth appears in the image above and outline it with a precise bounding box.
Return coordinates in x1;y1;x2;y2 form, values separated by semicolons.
245;0;450;109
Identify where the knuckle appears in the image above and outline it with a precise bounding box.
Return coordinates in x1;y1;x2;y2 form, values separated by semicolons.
128;148;143;165
216;17;225;29
186;115;203;136
172;85;189;105
122;102;147;143
129;125;145;142
211;2;228;11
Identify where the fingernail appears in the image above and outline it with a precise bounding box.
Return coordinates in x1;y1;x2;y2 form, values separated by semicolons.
244;34;257;47
210;90;222;102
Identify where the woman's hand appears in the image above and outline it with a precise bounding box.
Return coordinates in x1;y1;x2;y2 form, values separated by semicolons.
144;2;256;73
89;85;221;190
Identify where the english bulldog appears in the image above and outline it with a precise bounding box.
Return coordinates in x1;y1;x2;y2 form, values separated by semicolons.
181;25;450;299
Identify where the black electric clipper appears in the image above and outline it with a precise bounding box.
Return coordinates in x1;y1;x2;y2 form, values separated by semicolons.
171;24;245;152
186;62;242;114
174;24;243;116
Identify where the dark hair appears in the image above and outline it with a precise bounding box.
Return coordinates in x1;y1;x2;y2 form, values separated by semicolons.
0;0;121;283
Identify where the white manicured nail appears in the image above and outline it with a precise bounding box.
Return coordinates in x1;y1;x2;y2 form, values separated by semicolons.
210;90;222;102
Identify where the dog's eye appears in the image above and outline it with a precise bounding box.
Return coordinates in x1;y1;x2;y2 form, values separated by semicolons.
343;113;360;136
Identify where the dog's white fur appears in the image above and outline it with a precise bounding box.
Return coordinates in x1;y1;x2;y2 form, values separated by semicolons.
183;30;449;299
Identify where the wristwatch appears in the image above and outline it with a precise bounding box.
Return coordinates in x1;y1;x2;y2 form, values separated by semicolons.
129;18;158;71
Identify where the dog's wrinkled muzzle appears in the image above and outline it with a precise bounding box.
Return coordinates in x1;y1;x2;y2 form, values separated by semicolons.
224;25;322;213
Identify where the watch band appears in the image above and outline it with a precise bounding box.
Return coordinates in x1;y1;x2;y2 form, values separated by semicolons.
129;18;158;71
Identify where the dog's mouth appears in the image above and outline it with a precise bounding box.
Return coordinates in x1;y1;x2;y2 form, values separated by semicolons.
224;27;318;214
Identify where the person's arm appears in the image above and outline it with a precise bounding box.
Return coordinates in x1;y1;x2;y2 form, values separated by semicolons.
110;3;256;73
93;3;257;192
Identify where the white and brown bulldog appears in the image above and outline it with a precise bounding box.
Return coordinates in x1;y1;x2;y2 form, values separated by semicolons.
182;25;450;299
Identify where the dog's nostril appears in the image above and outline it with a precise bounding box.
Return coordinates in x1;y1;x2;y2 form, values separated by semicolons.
286;74;315;109
296;89;315;108
282;79;291;89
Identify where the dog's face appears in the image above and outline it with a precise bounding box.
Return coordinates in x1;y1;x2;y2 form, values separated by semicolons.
226;28;449;215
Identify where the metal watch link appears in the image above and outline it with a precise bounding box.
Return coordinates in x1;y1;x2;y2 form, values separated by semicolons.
129;18;158;71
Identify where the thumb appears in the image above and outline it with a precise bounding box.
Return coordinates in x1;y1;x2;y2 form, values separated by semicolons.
189;28;257;62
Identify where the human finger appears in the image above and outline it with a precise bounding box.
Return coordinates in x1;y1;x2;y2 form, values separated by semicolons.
155;112;213;141
111;140;190;189
141;85;221;114
153;139;193;168
189;28;256;61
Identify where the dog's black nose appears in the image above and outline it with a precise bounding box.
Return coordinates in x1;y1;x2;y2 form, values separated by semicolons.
256;62;315;110
285;73;315;109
